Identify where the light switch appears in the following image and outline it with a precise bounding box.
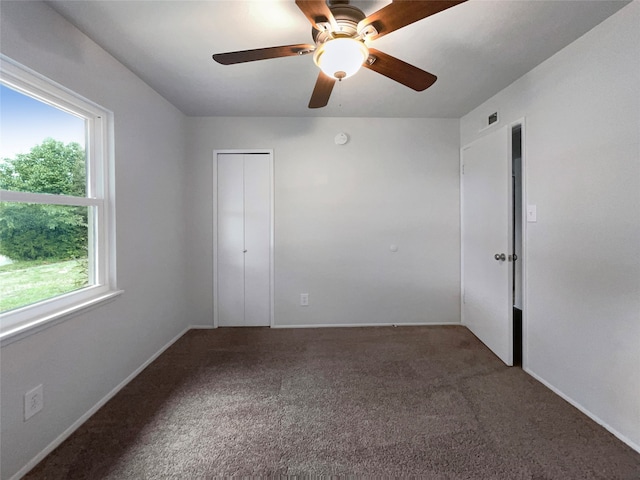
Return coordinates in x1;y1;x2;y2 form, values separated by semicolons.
527;205;537;223
300;293;309;306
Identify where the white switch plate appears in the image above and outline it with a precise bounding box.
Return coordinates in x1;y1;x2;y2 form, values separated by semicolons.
300;293;309;306
527;205;537;223
24;384;43;421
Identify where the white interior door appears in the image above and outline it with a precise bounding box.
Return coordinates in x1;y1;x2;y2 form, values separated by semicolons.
462;126;513;365
242;154;271;326
217;154;245;326
216;152;271;327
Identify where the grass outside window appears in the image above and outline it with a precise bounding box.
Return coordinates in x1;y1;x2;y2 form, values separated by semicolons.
0;258;88;313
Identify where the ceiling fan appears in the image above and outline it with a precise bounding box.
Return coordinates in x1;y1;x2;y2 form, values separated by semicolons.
212;0;467;109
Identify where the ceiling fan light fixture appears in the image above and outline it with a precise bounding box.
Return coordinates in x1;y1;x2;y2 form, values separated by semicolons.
313;37;369;80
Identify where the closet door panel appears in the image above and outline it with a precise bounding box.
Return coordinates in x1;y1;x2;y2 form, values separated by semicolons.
217;154;245;326
243;154;271;327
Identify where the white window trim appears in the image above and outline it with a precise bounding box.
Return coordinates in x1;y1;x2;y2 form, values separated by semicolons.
0;55;121;346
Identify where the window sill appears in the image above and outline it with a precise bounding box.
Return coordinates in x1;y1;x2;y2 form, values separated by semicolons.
0;289;124;347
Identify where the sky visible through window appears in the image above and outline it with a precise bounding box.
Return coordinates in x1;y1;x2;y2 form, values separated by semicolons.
0;84;85;161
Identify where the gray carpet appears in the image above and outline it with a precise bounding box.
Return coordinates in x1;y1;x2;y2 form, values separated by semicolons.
25;326;640;479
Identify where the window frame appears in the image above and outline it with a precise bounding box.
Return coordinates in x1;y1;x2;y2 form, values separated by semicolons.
0;55;120;345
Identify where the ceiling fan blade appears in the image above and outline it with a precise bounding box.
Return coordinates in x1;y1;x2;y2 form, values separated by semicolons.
213;44;315;65
363;48;437;91
358;0;467;40
295;0;338;31
308;72;336;109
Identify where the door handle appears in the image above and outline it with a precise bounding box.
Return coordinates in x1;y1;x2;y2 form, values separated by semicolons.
243;250;247;253
494;253;506;261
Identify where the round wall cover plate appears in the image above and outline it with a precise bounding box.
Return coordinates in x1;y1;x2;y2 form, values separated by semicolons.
334;132;348;145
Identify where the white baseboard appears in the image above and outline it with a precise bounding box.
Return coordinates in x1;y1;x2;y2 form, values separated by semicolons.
271;322;461;329
10;326;192;480
524;367;640;454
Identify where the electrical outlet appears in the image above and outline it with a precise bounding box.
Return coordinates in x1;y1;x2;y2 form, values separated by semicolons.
300;293;309;306
24;384;43;421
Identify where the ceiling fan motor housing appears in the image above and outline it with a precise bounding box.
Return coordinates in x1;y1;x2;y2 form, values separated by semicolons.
311;3;366;43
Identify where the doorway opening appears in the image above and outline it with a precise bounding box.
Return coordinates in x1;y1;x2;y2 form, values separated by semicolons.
512;125;523;366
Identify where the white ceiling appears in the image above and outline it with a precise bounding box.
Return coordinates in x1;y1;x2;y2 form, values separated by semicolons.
47;0;628;118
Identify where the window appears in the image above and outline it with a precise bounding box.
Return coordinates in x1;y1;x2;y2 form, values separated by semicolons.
0;56;119;344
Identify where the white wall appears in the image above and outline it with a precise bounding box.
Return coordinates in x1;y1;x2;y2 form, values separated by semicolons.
185;117;461;328
461;1;640;450
0;2;190;478
5;0;635;477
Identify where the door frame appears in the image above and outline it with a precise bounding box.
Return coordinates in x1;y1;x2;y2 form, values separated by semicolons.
213;149;275;328
515;118;528;369
459;118;527;367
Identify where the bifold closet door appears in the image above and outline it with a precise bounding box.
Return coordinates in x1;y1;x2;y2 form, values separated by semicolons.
216;153;270;327
243;154;270;326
